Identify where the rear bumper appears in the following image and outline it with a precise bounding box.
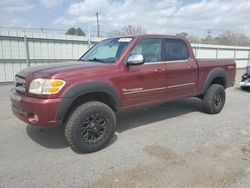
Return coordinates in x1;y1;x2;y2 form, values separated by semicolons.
10;90;61;127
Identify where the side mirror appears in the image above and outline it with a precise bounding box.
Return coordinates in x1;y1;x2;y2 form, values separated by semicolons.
126;54;144;66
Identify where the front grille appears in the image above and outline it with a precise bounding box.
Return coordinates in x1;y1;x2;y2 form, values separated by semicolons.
15;75;26;93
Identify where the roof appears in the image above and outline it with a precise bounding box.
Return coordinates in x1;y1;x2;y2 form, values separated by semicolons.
111;34;187;40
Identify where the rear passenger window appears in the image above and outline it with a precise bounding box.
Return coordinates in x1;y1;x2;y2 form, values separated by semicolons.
163;39;189;61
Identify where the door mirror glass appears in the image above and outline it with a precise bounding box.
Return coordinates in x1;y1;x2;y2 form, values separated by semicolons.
127;54;144;66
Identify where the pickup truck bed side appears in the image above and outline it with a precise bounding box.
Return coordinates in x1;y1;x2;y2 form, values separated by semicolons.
195;59;236;95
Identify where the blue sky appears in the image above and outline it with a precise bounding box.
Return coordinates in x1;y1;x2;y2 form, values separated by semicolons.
0;0;250;37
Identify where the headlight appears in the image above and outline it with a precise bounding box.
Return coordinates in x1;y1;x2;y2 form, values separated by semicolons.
29;78;66;95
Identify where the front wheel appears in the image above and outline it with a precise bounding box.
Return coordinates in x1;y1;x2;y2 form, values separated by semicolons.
65;101;116;153
202;84;226;114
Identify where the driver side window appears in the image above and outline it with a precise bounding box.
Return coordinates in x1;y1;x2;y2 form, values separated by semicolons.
130;39;161;63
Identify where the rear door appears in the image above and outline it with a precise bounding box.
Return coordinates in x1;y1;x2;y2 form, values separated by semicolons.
121;38;166;108
162;38;198;100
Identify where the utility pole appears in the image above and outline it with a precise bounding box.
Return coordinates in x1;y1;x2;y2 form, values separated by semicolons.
96;12;100;37
206;29;212;44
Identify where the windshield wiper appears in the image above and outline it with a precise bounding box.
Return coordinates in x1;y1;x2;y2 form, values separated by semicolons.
85;58;107;63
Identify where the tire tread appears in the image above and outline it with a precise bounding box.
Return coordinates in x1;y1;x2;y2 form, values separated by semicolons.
65;101;116;153
202;84;225;114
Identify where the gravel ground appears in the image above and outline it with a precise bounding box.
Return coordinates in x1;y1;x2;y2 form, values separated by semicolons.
0;69;250;188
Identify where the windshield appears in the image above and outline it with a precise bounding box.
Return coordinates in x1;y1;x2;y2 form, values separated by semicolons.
80;38;133;64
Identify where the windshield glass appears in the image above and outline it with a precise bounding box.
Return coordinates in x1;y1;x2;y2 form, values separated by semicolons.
80;38;133;64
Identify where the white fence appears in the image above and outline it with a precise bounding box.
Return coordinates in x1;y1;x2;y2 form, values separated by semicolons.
0;30;250;82
0;30;102;82
192;43;250;68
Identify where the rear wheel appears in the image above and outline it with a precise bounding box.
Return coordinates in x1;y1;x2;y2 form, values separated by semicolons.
65;101;116;153
202;84;226;114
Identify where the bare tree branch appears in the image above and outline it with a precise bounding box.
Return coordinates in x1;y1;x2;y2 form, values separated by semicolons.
111;25;147;36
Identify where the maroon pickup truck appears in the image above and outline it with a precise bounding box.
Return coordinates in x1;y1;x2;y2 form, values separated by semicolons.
11;34;236;153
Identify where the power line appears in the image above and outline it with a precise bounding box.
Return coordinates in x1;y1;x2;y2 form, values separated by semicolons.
0;26;67;32
0;26;112;37
0;26;101;32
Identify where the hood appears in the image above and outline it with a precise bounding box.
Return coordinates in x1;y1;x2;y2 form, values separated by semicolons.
17;61;107;78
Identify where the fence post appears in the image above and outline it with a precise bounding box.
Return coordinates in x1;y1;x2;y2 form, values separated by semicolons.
24;35;30;67
233;49;237;60
248;50;250;66
88;36;91;49
194;46;197;56
88;25;91;49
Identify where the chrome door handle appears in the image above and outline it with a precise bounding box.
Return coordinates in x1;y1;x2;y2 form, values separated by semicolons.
154;68;163;73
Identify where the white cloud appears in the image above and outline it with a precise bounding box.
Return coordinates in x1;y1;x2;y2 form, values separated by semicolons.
1;17;32;28
52;0;250;37
0;0;35;27
53;17;77;26
0;1;35;12
40;0;62;8
3;4;34;12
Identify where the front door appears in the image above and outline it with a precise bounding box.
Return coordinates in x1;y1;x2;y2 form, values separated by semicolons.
121;38;166;109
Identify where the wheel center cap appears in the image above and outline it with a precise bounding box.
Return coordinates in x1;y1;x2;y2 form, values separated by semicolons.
90;122;98;133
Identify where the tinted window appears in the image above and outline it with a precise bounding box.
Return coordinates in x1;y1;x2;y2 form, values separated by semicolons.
163;39;189;61
130;38;161;63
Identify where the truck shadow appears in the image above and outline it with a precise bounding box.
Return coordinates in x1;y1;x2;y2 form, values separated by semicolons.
26;97;202;149
26;125;117;149
26;125;68;149
116;97;202;132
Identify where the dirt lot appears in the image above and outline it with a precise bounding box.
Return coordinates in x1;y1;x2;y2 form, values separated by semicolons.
0;69;250;188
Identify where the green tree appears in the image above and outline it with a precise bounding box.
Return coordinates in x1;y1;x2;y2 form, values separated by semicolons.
66;27;86;36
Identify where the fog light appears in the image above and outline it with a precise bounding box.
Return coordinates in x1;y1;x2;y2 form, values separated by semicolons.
28;113;39;124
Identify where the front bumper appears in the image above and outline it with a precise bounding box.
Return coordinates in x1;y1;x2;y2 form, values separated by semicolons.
10;89;61;127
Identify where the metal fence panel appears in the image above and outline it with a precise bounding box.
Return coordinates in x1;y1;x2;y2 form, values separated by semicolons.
0;31;250;82
217;49;235;58
192;44;250;69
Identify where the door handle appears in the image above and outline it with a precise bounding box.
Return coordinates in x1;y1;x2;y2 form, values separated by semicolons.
154;68;163;73
188;66;194;69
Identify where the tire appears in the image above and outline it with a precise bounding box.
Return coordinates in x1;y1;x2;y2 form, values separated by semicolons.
65;101;116;153
202;84;226;114
241;86;249;91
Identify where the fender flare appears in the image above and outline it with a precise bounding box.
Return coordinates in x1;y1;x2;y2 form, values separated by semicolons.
201;68;227;95
56;81;120;121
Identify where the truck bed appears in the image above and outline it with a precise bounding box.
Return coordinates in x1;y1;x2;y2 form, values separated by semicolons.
195;59;236;95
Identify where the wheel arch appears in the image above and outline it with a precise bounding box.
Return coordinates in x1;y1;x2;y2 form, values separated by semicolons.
201;68;227;95
56;81;120;123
